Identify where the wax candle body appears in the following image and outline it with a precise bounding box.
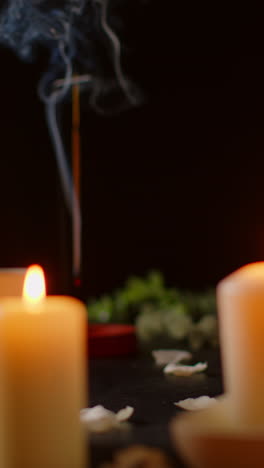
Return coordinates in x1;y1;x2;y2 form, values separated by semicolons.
0;340;7;468
0;268;26;296
0;296;87;468
217;262;264;426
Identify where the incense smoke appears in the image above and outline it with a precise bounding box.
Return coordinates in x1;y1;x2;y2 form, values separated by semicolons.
0;0;141;112
0;0;144;278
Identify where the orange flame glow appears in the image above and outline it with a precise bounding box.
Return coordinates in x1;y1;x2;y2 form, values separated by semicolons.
23;265;46;303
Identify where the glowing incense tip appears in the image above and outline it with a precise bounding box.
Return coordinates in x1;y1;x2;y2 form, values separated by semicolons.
23;264;46;303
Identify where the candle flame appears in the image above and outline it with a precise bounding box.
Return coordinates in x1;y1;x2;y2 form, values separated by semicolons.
23;265;46;303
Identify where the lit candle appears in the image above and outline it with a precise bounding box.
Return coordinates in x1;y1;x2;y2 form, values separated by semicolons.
217;261;264;426
0;268;26;296
0;265;87;468
171;262;264;468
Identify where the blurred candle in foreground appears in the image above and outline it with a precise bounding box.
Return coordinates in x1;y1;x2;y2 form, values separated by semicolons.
0;265;87;468
0;268;26;296
217;261;264;426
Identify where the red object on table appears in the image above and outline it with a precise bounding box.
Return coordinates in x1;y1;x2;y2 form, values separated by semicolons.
88;324;137;357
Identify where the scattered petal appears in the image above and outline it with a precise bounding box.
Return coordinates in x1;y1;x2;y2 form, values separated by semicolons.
80;406;116;432
174;395;217;410
80;405;134;433
152;349;192;366
164;361;207;376
116;406;134;422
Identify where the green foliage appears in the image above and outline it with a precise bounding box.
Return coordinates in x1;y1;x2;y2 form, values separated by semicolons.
87;271;218;350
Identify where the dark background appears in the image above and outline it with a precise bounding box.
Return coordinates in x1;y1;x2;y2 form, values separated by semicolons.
0;4;263;297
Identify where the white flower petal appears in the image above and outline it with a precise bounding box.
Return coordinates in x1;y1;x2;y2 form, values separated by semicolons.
80;405;134;432
164;361;207;376
174;395;217;410
152;349;192;366
116;406;134;422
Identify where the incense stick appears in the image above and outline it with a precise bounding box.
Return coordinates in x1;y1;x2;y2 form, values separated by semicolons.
72;83;82;284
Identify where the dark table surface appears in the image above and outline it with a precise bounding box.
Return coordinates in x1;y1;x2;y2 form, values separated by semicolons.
89;349;223;467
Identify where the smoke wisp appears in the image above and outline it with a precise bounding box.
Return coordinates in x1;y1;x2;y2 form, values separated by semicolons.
0;0;142;112
0;0;143;280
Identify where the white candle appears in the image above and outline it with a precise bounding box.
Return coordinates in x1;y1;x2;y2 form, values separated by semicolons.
0;265;87;468
217;261;264;426
171;262;264;468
